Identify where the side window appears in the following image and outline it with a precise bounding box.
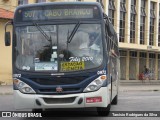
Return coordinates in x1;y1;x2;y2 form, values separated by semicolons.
114;35;119;56
104;20;110;52
107;36;111;52
104;17;116;53
110;38;114;50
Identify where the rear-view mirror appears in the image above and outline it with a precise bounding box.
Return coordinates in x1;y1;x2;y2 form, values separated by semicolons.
4;20;12;46
5;32;11;46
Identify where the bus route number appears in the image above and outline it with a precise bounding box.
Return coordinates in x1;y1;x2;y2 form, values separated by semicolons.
24;11;35;18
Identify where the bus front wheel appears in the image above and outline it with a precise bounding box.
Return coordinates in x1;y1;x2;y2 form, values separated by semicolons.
97;104;111;116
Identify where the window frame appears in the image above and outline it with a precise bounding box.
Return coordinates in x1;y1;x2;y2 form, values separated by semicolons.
108;0;115;25
130;0;136;43
149;2;156;46
119;0;126;43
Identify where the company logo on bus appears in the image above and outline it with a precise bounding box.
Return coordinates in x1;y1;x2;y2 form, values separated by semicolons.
56;86;63;93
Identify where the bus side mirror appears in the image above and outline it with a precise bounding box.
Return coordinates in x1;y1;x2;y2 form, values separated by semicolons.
5;32;11;46
4;21;12;46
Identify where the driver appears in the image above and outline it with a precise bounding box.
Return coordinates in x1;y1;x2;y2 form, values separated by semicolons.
88;32;100;51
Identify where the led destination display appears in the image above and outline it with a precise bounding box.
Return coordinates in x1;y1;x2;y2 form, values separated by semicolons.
15;5;100;22
23;9;94;20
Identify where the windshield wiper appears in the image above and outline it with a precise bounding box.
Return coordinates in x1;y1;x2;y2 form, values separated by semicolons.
67;22;80;43
65;22;80;60
33;22;51;42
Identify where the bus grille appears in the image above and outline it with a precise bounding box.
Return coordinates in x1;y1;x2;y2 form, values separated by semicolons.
31;76;87;85
39;88;80;93
43;97;76;104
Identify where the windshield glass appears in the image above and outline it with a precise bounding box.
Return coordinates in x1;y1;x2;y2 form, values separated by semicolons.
15;23;103;72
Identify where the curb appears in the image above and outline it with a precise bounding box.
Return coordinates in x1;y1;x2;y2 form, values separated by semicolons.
119;89;160;92
0;92;13;95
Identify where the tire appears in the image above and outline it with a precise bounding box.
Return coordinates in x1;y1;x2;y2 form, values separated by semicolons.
111;95;118;105
97;104;111;116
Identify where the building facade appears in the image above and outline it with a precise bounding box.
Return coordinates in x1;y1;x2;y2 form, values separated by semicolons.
1;0;160;85
105;0;160;81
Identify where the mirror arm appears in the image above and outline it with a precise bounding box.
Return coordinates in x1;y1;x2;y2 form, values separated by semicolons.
5;20;13;32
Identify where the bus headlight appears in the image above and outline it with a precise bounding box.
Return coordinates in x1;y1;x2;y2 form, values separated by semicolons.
13;79;36;94
83;75;107;92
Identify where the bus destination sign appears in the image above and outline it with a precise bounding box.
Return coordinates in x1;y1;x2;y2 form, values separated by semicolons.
22;8;94;21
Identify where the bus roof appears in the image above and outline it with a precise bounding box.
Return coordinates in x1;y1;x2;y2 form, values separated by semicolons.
15;2;103;11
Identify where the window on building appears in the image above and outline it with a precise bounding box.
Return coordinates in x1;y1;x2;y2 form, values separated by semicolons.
149;53;156;58
140;16;145;44
130;51;137;57
120;0;126;12
150;18;155;45
140;52;147;58
120;50;127;57
131;0;136;14
108;0;115;25
149;2;156;46
36;0;46;3
158;5;160;46
141;0;146;16
18;0;28;5
150;2;156;18
130;0;136;43
140;0;146;45
158;54;160;59
119;0;126;42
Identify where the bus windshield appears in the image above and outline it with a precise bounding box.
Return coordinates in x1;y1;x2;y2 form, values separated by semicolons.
15;23;103;72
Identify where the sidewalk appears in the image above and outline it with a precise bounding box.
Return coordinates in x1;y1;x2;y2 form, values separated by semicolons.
0;85;13;95
0;84;160;95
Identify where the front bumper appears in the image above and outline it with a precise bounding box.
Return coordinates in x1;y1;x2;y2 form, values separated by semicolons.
14;87;109;110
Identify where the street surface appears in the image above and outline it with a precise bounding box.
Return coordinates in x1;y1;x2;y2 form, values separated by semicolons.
0;91;160;120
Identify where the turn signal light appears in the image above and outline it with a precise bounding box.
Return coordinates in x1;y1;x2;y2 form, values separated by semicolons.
100;75;106;80
13;79;19;84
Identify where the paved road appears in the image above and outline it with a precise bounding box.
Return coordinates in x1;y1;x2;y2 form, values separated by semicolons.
0;91;160;120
